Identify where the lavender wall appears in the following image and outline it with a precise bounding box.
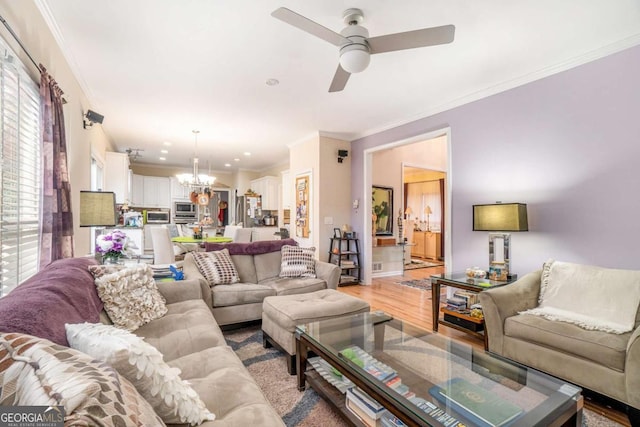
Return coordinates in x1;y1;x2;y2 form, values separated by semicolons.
351;45;640;275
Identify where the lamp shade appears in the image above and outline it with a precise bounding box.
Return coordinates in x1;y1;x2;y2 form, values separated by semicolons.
80;191;117;227
473;203;528;232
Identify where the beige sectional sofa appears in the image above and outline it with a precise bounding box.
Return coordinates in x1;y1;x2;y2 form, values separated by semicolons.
184;239;341;326
479;261;640;421
0;257;285;426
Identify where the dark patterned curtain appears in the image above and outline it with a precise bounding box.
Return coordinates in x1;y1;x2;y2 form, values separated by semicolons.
39;66;74;268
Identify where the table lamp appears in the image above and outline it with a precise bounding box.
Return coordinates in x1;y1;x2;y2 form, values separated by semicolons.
473;202;528;280
424;205;433;231
79;191;117;227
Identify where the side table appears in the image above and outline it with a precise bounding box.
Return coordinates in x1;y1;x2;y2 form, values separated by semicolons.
430;272;517;350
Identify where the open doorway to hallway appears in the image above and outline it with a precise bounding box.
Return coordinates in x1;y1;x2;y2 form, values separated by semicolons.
363;130;450;284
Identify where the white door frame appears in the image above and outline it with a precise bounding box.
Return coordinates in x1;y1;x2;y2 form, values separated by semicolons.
362;127;453;284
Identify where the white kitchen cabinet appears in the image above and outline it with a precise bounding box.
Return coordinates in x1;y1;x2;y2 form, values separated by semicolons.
131;174;144;206
104;152;130;203
170;177;191;201
281;170;292;209
142;176;171;208
250;176;279;210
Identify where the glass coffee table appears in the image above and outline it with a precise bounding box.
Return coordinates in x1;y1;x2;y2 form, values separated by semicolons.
296;312;582;427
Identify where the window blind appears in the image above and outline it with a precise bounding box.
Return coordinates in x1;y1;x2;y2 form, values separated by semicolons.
0;39;41;297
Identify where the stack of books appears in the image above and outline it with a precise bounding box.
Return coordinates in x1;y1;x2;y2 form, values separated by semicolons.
453;290;478;307
445;296;467;311
345;387;388;427
151;264;180;280
341;260;357;268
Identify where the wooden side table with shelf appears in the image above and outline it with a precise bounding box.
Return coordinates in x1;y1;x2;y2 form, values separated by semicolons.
328;237;360;286
430;272;517;350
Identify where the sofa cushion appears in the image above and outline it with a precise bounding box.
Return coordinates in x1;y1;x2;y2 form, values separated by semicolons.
521;260;640;334
65;323;215;425
211;283;276;307
0;332;164;426
168;346;284;426
0;257;103;347
92;264;168;331
231;254;258;284
505;313;629;372
255;251;282;282
279;245;316;278
260;276;327;296
134;300;227;362
192;249;240;285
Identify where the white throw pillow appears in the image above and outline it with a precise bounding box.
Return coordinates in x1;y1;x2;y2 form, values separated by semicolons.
521;260;640;334
279;245;316;278
66;322;215;425
90;264;168;331
192;249;240;285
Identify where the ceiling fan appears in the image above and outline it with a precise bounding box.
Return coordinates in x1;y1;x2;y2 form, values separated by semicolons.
271;7;455;92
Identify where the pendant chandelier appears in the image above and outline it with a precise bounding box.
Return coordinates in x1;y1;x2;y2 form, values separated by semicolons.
176;130;216;191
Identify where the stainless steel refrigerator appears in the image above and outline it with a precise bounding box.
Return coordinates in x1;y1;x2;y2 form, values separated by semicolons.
235;195;262;227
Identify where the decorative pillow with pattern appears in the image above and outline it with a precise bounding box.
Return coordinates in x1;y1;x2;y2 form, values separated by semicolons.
66;323;215;425
279;245;317;278
0;332;164;426
192;249;240;285
90;264;168;331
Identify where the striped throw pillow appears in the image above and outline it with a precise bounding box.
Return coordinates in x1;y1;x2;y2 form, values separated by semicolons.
279;245;316;278
192;249;240;285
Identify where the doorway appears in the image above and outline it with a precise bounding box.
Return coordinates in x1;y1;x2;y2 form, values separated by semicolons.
362;128;452;284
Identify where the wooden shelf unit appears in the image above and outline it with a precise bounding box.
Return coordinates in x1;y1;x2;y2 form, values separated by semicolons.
328;237;361;286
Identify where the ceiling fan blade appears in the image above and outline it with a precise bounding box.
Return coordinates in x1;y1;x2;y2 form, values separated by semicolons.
329;64;351;93
271;7;349;47
368;25;455;54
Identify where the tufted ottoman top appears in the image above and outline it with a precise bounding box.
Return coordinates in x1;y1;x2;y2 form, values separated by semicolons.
262;289;370;331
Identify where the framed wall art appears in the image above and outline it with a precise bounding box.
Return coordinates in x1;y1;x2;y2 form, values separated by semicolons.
372;185;393;236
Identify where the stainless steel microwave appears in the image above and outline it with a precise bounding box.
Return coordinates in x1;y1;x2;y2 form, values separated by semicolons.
146;210;170;224
174;202;196;215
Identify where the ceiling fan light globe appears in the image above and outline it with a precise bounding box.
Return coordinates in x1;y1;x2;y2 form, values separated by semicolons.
340;48;370;73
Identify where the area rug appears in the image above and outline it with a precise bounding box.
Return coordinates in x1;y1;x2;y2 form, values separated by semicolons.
223;326;622;427
399;278;432;291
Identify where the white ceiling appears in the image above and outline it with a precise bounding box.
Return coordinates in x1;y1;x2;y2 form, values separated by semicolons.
39;0;640;172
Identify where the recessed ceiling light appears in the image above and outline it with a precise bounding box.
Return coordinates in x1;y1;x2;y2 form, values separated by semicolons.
224;163;231;167
266;78;279;86
163;141;171;146
159;157;166;161
160;149;168;154
234;158;240;162
244;152;251;156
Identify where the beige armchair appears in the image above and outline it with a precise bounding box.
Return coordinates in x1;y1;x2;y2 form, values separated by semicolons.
480;267;640;420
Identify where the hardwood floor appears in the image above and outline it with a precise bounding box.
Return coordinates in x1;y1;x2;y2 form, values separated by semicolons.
338;265;631;426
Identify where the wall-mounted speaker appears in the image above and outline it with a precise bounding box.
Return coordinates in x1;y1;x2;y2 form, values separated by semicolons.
86;110;104;124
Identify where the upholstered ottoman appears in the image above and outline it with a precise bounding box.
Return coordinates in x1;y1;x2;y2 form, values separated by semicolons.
262;289;370;374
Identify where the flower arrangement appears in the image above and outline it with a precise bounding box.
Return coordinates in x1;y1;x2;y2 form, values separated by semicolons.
96;230;134;263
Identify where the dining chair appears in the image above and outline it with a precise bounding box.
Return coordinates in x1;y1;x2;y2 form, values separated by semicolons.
234;228;252;243
150;226;176;265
